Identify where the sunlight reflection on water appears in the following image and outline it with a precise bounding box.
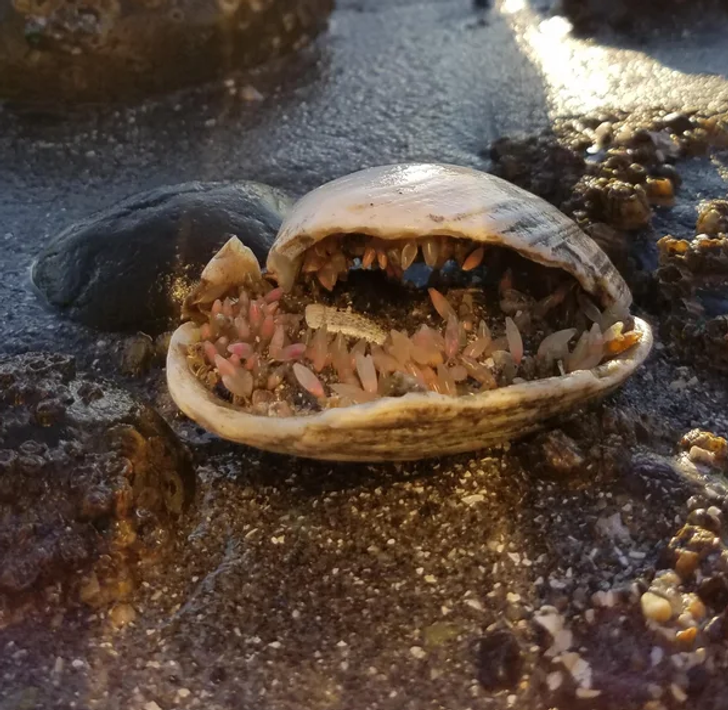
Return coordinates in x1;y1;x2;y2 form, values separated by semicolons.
503;1;728;116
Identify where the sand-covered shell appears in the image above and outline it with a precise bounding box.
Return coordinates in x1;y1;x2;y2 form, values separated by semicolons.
167;163;653;461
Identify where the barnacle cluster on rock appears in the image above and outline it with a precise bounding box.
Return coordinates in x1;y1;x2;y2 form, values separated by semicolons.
491;107;728;375
657;202;728;372
681;429;728;474
0;352;194;622
492;109;727;239
630;429;728;703
639;497;728;703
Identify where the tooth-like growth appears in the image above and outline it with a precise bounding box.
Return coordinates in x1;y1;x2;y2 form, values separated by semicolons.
183;237;263;318
183;231;644;418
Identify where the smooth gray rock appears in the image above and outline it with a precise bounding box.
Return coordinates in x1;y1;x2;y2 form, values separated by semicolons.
31;181;294;334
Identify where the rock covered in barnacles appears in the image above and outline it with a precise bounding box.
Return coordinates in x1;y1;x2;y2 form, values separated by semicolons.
573;177;652;231
0;352;194;620
32;181;293;334
490;120;682;245
0;0;334;102
697;199;728;237
680;429;728;474
656;231;728;372
658;232;728;280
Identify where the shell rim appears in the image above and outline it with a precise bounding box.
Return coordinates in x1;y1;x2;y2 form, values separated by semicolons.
166;317;654;460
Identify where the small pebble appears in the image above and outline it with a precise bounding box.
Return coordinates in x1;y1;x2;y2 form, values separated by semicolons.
675;627;697;649
546;670;563;691
675;550;699;579
650;646;664;667
109;603;137;627
576;688;601;699
687;596;706;621
641;592;672;623
670;683;687;703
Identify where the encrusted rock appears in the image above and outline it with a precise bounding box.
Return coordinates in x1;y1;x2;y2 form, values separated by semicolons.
32;181;293;334
656;216;728;373
697;199;728;237
680;429;728;474
0;0;334;102
577;177;652;230
489;133;586;206
657;233;728;285
0;352;194;619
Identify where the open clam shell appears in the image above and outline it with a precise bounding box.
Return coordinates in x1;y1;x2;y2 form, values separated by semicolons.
167;163;653;461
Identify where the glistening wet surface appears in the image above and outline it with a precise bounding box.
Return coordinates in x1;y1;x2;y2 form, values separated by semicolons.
2;1;728;709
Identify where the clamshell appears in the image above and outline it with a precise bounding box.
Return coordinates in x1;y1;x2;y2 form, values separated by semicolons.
167;163;653;461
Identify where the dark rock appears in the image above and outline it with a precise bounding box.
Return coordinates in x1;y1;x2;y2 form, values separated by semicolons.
697;575;728;611
662;312;728;375
0;0;334;103
620;455;698;503
119;333;156;376
31;181;294;334
489;133;586;207
687;663;711;695
661;112;694;136
475;629;523;690
0;351;194;614
704;612;727;641
559;0;726;33
530;429;585;479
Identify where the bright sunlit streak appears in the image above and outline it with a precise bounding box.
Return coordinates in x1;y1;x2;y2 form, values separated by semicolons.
502;2;728;116
501;0;527;14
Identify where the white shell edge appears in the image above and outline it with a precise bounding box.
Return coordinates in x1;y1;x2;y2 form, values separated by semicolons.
166;317;653;462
